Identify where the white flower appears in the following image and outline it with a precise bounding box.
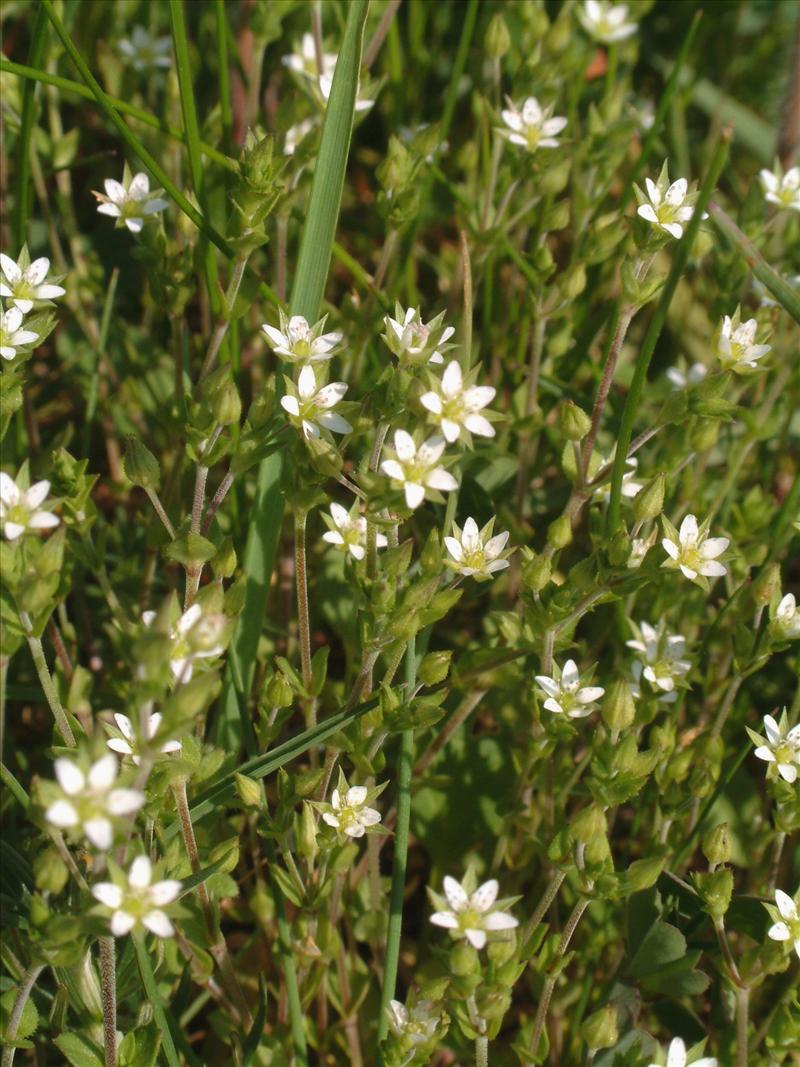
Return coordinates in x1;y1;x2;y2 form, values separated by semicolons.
106;712;182;766
627;621;691;703
444;516;510;580
772;593;800;640
759;165;800;213
280;365;351;440
142;604;226;682
419;362;495;443
500;96;568;151
118;26;172;71
380;431;458;510
593;454;642;501
387;999;439;1047
0;307;39;361
627;530;657;569
577;0;637;43
319;72;375;113
637;173;700;240
284;118;316;156
666;362;707;390
45;754;145;851
282;32;337;80
661;514;728;583
535;659;604;719
262;311;342;364
647;1037;717;1067
716;315;770;372
322;785;382;838
321;502;386;561
382;305;454;367
93;172;168;233
0;254;65;313
0;473;59;540
765;888;800;959
429;875;518;950
751;713;800;784
92;855;181;938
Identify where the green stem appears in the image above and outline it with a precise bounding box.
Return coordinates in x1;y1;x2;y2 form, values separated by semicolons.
530;898;590;1061
99;936;117;1067
0;965;45;1067
294;510;315;733
21;618;75;746
214;0;233;147
14;5;48;248
264;838;308;1062
132;933;180;1067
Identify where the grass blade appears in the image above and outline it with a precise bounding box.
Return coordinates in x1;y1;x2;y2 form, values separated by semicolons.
14;4;48;248
132;932;181;1067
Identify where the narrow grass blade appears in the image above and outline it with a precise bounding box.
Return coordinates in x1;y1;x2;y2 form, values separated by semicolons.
14;4;48;248
215;0;233;148
132;932;181;1067
82;267;118;457
606;131;731;533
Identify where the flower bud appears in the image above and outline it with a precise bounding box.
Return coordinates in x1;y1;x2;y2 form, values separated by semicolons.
486;13;511;59
752;563;780;607
607;529;631;566
123;435;161;490
299;801;319;864
612;734;639;773
211;536;237;579
581;1004;618;1051
235;772;264;809
559;400;592;441
632;472;666;523
690;417;719;452
450;941;479;976
547;514;572;550
560;263;586;299
702;822;731;867
626;854;665;891
601;679;636;733
418;650;452;686
265;672;295;708
571;804;606;844
163;532;217;568
522;552;552;592
695;868;733;921
203;368;242;426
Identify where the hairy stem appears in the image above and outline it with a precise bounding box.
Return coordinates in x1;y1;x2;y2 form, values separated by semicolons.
20;615;75;746
530;897;590;1062
1;965;45;1067
99;936;117;1067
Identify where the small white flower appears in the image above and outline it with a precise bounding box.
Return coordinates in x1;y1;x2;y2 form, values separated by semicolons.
577;0;637;43
535;659;604;718
106;712;182;766
45;754;145;851
380;431;458;510
382;305;455;367
765;888;800;960
284;118;316;156
637;171;701;240
92;855;181;938
420;362;496;443
666;362;707;390
282;32;337;80
716;315;771;372
627;529;657;569
647;1037;717;1067
0;254;65;313
319;72;375;113
500;96;568;151
627;621;691;703
429;874;518;950
0;307;40;361
118;26;172;72
759;165;800;213
321;502;386;561
142;604;226;683
322;785;382;838
593;454;642;502
661;514;728;583
280;365;351;440
0;473;59;540
444;516;510;580
262;311;342;364
387;999;439;1047
772;593;800;640
93;172;168;233
751;712;800;784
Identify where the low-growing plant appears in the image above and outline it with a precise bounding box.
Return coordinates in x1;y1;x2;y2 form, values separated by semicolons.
0;1;798;1065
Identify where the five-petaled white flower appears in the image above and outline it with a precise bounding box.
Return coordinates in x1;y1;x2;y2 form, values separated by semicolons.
118;26;172;71
593;454;643;502
535;659;605;718
500;96;568;151
0;254;65;313
387;999;439;1047
319;72;375;113
420;362;495;443
380;431;458;510
637;173;700;240
627;621;691;703
92;855;181;938
321;502;386;561
382;306;454;367
661;514;728;583
262;312;342;364
444;516;510;580
322;785;382;838
0;473;59;540
142;604;226;682
577;0;637;43
93;172;168;233
429;875;518;949
751;712;800;784
772;593;800;640
0;307;39;361
666;362;707;390
282;32;337;80
716;315;771;372
759;165;800;213
765;888;800;960
45;754;145;851
280;365;351;440
647;1037;717;1067
106;712;182;766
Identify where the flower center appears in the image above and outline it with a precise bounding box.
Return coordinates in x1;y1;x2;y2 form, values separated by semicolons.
459;907;483;931
4;503;30;525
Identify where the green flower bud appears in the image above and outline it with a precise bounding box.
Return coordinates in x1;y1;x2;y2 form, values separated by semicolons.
581;1004;618;1051
163;532;217;568
559;400;592;441
546;15;571;51
377;136;414;194
418;650;452;686
613;734;639;773
450;941;480;976
265;672;295;708
560;263;586;300
240;130;279;193
601;679;636;733
547;513;573;550
695;867;733;920
626;854;665;891
690;417;720;452
486;13;511;59
607;529;631;566
211;536;237;579
752;562;780;606
123;435;161;490
586;833;611;865
420;528;443;574
571;804;606;844
522;552;552;592
235;772;264;809
702;822;731;867
299;801;319;864
534;245;555;275
632;472;666;523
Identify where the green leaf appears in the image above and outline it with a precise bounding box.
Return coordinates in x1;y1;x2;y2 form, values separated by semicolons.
53;1033;105;1067
0;987;39;1043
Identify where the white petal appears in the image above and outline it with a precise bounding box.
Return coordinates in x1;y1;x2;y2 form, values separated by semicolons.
463;414;494;438
698;560;727;577
104;179;127;202
317;412;352;434
441;361;463;398
394;430;416;462
420;391;443;415
417;436;446;466
577;686;604;704
297;364;317;398
775;890;798;921
0;254;21;284
129;855;152;889
662;222;684;239
666;1038;687;1067
483;911;518;930
665;178;688;205
637;204;659;224
778;763;798;783
124;217;144;234
45;799;79;827
110;911;136;936
88;754;118;791
662;538;680;560
430;911;459;928
404;482;426;509
84;818;114;850
128;173;151;199
699;537;729;558
561;660;579;690
97;203;122;219
425;469;458;492
441;419;461;443
329;502;350;528
768;921;790;941
535;676;559;697
678;514;698;544
107;738;133;756
54;758;85;796
315;382;348;409
92;883;124;909
679;564;698;580
381;460;405;481
443;875;469;911
470;879;499;912
322;812;340;828
25;480;51;509
465;928;487;949
142;910;174;938
150;879;182;906
346;786;368;806
26;258;50;286
281;396;300;417
107;788;145;816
